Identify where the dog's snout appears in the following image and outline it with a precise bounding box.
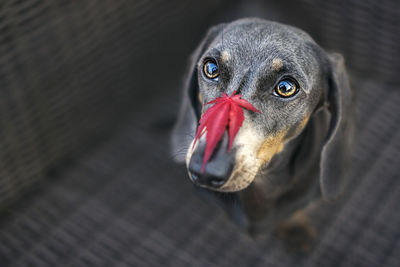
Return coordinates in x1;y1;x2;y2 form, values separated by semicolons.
188;132;234;189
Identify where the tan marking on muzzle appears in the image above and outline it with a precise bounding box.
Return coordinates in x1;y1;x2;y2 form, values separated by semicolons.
256;131;287;164
217;125;288;192
217;123;263;192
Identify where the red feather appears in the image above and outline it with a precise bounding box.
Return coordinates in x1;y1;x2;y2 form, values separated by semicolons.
193;91;261;172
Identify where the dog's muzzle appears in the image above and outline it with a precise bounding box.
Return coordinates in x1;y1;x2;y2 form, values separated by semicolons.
188;132;234;189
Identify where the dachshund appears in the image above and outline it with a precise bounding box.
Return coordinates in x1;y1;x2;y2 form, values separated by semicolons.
171;18;354;251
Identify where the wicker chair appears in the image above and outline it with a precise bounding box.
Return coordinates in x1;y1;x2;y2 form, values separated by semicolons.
0;1;399;266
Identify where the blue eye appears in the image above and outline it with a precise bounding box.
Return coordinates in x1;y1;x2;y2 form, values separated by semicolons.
203;60;219;80
275;79;298;97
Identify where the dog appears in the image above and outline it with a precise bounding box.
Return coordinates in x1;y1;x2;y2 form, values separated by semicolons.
171;18;354;251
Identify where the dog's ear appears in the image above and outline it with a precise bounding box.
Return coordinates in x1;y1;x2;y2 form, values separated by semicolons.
171;24;225;163
320;53;354;201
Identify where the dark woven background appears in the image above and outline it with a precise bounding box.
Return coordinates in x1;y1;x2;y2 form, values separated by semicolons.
0;0;399;266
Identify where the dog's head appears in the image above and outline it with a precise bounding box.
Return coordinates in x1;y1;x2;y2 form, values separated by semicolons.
172;18;353;201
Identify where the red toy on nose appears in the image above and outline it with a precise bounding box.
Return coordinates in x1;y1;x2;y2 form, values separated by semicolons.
192;91;261;172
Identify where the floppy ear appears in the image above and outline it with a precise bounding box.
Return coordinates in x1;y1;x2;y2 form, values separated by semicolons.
320;53;355;201
171;24;225;163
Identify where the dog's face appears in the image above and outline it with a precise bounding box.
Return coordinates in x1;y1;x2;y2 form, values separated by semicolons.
173;18;353;201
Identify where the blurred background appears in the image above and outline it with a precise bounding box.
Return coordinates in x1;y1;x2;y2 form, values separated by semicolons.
0;0;399;266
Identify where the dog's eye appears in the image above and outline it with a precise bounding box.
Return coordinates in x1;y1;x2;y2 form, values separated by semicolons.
275;79;298;98
203;60;219;80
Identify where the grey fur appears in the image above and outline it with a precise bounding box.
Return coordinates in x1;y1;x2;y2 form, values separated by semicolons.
171;18;354;232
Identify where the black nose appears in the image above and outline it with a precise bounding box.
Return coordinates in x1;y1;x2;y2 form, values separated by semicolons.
189;172;227;187
188;133;234;189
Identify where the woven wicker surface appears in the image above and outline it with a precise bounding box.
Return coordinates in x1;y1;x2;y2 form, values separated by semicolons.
0;0;224;209
291;0;400;84
0;0;400;266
